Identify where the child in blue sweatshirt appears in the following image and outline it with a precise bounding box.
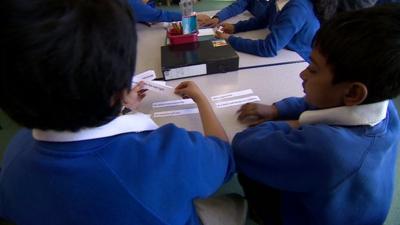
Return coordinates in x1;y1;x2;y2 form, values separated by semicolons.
233;5;400;225
199;0;273;27
129;0;209;23
215;0;338;61
376;0;400;4
0;0;234;224
337;0;377;12
129;0;181;22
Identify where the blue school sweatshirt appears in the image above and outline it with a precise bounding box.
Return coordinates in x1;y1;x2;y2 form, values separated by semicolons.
232;97;400;225
128;0;181;22
228;0;319;61
0;124;235;225
376;0;400;4
214;0;273;22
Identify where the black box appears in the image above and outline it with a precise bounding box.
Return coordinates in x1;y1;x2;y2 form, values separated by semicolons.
161;40;239;80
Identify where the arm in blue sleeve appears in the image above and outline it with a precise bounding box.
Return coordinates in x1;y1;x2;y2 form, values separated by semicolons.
157;125;235;197
274;97;312;120
234;17;268;33
128;0;181;22
228;4;307;57
232;122;358;192
215;0;249;22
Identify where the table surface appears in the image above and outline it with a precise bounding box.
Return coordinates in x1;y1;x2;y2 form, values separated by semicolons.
135;11;307;141
135;11;304;78
139;62;307;140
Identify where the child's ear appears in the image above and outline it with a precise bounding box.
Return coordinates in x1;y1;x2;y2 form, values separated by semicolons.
110;91;125;107
343;82;368;106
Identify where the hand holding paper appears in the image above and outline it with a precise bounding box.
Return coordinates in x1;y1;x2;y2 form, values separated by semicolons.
174;81;207;102
123;81;148;111
175;81;228;141
215;29;231;40
132;70;175;96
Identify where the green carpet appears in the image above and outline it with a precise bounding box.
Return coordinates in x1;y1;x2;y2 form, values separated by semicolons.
159;0;234;12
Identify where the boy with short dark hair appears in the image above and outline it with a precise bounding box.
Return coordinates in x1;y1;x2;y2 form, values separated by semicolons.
233;4;400;225
198;0;273;27
0;0;234;224
214;0;338;61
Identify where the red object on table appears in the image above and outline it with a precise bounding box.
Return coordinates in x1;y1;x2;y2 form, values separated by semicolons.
167;30;198;45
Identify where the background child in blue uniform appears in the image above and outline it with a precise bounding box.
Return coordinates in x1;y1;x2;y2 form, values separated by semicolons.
337;0;400;12
198;0;273;27
376;0;400;4
215;0;338;61
129;0;209;23
232;4;400;225
129;0;182;22
0;0;235;224
337;0;377;12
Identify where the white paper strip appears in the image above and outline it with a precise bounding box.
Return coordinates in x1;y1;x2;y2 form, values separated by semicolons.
133;70;156;82
153;108;199;118
211;89;254;101
132;80;174;94
215;96;261;108
132;70;175;94
152;81;167;86
198;28;215;36
152;99;195;108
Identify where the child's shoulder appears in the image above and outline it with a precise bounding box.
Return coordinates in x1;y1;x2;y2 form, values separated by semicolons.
284;0;314;12
279;0;316;19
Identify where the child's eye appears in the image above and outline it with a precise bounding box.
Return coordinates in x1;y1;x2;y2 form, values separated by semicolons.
307;66;317;74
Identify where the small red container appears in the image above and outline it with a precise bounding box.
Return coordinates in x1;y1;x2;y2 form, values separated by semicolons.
167;31;198;45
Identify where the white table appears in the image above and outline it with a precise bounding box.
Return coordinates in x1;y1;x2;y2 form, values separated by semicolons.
139;62;307;140
135;11;304;77
203;11;305;69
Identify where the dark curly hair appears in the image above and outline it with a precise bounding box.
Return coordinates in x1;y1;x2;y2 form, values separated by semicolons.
312;0;339;23
0;0;137;131
314;4;400;103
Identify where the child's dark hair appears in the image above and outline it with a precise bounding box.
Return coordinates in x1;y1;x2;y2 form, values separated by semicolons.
314;4;400;104
0;0;137;131
312;0;338;23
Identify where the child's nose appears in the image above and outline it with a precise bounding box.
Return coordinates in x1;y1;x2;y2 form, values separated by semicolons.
299;69;307;80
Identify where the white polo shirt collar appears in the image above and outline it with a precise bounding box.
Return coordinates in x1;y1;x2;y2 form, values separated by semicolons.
276;0;290;11
33;112;159;142
299;100;389;126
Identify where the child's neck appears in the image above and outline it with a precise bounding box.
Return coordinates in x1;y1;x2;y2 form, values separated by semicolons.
276;0;290;11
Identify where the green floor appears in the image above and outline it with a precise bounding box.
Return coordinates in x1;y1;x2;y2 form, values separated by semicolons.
159;0;234;12
1;1;400;224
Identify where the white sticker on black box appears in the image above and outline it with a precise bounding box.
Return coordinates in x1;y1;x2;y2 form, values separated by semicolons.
164;64;207;80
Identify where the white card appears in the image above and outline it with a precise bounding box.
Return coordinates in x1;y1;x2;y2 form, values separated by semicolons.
215;96;261;108
133;70;156;82
153;108;199;118
137;80;174;94
211;89;254;101
198;28;215;36
216;26;224;33
152;99;195;108
152;81;167;86
132;70;174;94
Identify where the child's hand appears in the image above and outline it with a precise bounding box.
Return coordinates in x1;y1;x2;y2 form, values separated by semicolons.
174;81;206;102
215;30;231;40
199;17;219;28
219;23;235;34
237;103;278;126
197;14;216;27
122;81;148;110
